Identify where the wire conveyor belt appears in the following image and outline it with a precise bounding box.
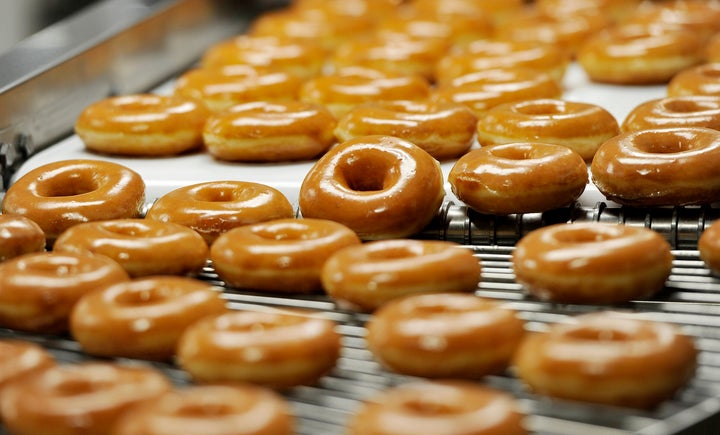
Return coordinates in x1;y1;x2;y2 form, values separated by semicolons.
1;203;720;434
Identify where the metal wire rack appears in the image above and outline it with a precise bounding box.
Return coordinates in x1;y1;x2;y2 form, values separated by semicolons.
3;202;720;434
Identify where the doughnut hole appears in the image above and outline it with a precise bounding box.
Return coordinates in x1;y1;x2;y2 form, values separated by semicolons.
564;326;633;342
194;185;238;202
112;286;170;306
633;130;698;153
699;65;720;80
663;98;717;113
512;100;565;116
552;227;618;244
36;173;101;197
54;379;104;396
335;151;401;192
402;399;457;416
178;402;237;417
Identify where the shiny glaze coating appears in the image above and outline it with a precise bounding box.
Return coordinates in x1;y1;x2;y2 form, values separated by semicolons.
321;239;481;312
449;143;588;215
667;63;720;97
347;380;527;435
374;10;493;48
496;9;610;57
0;362;172;435
435;39;570;86
622;96;720;132
514;311;697;408
203;101;337;162
145;181;294;245
74;94;210;156
366;293;524;378
0;340;55;392
211;218;361;293
176;310;341;388
475;98;619;160
299;135;444;240
431;68;562;116
536;0;641;23
512;222;673;304
111;384;294;435
53;219;208;278
590;127;720;206
0;214;46;261
0;252;129;333
71;276;227;361
1;159;145;244
331;35;448;81
410;0;525;25
578;23;705;84
174;66;304;112
334;100;477;160
624;0;720;39
299;67;431;119
698;219;720;274
248;6;373;51
200;35;326;79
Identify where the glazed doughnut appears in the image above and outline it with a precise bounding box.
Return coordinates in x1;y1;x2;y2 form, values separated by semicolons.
0;340;55;392
374;10;493;48
1;159;145;244
0;362;172;435
475;98;620;160
321;239;481;312
74;94;210;156
330;35;448;81
174;66;304;113
512;222;673;304
625;0;720;40
448;143;588;215
145;181;294;245
70;276;227;361
431;68;563;117
53;219;208;278
590;127;720;206
299;67;431;119
667;63;720;97
410;0;525;25
202;101;337;162
0;214;46;261
577;23;705;84
347;380;527;435
513;311;698;408
248;6;373;51
435;39;570;86
536;0;641;23
291;0;400;22
334;100;477;160
299;135;444;240
176;309;341;388
200;35;326;80
111;384;294;435
0;252;129;333
496;9;610;57
366;293;524;378
210;218;361;293
698;219;720;274
622;95;720;132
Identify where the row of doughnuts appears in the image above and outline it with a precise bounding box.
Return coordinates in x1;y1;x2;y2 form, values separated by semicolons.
5;154;720;309
0;340;296;435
